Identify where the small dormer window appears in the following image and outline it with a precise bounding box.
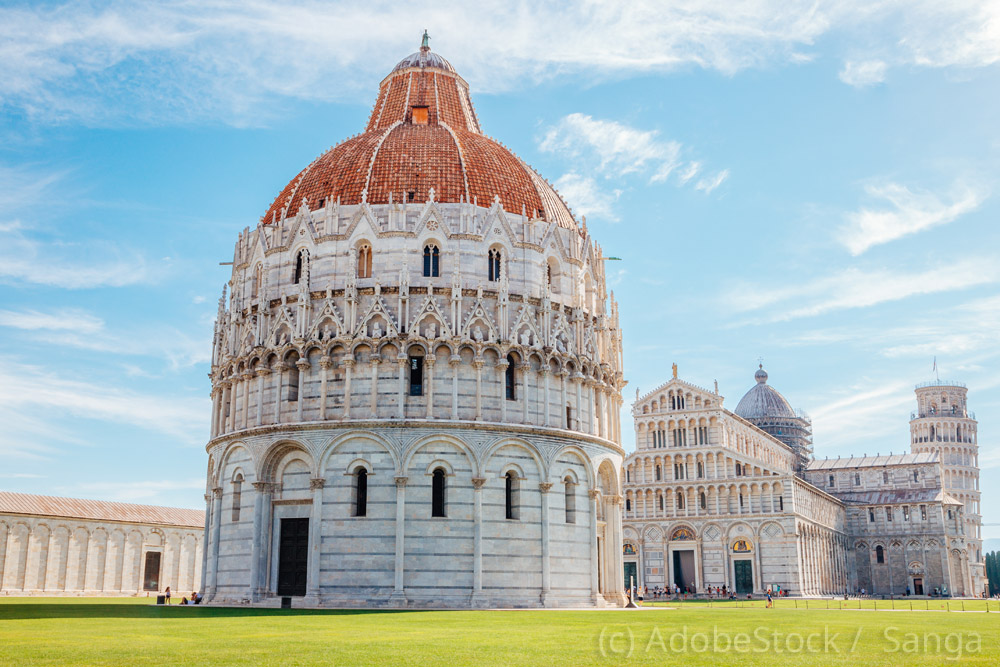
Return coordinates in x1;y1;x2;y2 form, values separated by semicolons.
412;106;429;124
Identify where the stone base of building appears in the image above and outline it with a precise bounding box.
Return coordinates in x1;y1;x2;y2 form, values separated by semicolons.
207;591;619;609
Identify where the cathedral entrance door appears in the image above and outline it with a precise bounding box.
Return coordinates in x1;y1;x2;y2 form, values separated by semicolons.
913;578;924;596
734;560;753;595
673;550;695;592
623;562;637;593
277;518;309;596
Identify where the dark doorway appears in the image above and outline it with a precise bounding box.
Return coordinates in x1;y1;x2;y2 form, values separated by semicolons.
913;577;924;596
142;552;161;591
277;518;309;596
673;550;695;592
734;560;753;595
623;562;637;592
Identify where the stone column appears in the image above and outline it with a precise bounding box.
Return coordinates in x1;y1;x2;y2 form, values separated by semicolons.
209;388;219;438
450;354;461;419
318;356;332;421
306;478;324;601
589;489;601;603
497;357;508;423
637;541;645;589
342;358;354;419
520;362;530;424
248;482;268;600
241;371;252;429
473;357;484;421
206;487;223;600
369;356;380;417
228;379;239;433
255;367;269;426
272;362;286;424
541;369;551;427
200;493;212;595
597;386;605;439
397;356;407;419
606;495;626;604
539;482;553;605
472;477;486;606
559;371;568;428
295;359;310;422
425;356;435;419
573;373;583;432
390;476;408;605
217;382;230;435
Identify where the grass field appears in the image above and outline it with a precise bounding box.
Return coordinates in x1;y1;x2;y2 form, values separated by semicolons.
1;597;997;666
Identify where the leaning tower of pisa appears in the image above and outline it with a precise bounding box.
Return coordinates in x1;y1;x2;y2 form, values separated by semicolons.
909;380;984;594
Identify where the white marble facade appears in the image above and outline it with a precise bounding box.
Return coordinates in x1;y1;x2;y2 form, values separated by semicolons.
0;493;203;597
204;194;627;607
623;370;979;597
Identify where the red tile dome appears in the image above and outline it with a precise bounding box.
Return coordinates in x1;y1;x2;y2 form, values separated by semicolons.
262;37;579;232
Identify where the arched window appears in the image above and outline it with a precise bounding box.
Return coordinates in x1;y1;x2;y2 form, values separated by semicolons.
231;474;243;522
676;491;685;510
432;468;447;517
655;465;661;481
292;249;308;284
488;248;502;282
286;360;299;402
505;471;519;520
697;462;704;478
357;244;372;278
658;494;663;510
354;467;368;517
564;477;576;524
505;354;516;401
252;264;262;299
699;492;707;510
423;244;440;277
409;354;424;396
876;545;885;564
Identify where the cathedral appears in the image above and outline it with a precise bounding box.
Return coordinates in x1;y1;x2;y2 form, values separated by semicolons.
623;366;983;598
201;35;627;608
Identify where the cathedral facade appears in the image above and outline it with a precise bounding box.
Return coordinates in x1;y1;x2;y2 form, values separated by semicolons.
201;37;626;608
622;367;983;597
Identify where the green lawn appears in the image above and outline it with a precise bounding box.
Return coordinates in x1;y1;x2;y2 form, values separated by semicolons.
1;597;997;666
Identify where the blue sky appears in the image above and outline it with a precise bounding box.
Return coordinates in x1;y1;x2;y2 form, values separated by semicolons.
0;1;997;537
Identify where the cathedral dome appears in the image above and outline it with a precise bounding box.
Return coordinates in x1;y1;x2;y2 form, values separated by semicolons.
261;36;578;232
734;365;797;420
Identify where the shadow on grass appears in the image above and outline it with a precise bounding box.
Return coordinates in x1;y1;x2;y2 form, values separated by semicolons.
0;604;429;621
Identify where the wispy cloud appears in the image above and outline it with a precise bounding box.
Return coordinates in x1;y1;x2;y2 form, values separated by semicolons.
0;308;104;333
696;169;730;194
0;2;997;125
539;113;719;189
71;480;206;504
783;294;1000;362
810;379;913;449
838;60;887;87
0;306;210;370
0;224;155;289
839;180;988;255
0;165;158;289
553;173;621;221
0;357;208;447
727;258;1000;322
539;113;726;219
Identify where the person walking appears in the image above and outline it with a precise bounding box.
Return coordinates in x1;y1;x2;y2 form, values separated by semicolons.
164;586;172;605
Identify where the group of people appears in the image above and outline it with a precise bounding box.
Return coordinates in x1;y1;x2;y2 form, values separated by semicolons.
162;587;203;605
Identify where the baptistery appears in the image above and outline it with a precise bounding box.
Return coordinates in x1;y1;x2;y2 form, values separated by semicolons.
202;35;627;608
